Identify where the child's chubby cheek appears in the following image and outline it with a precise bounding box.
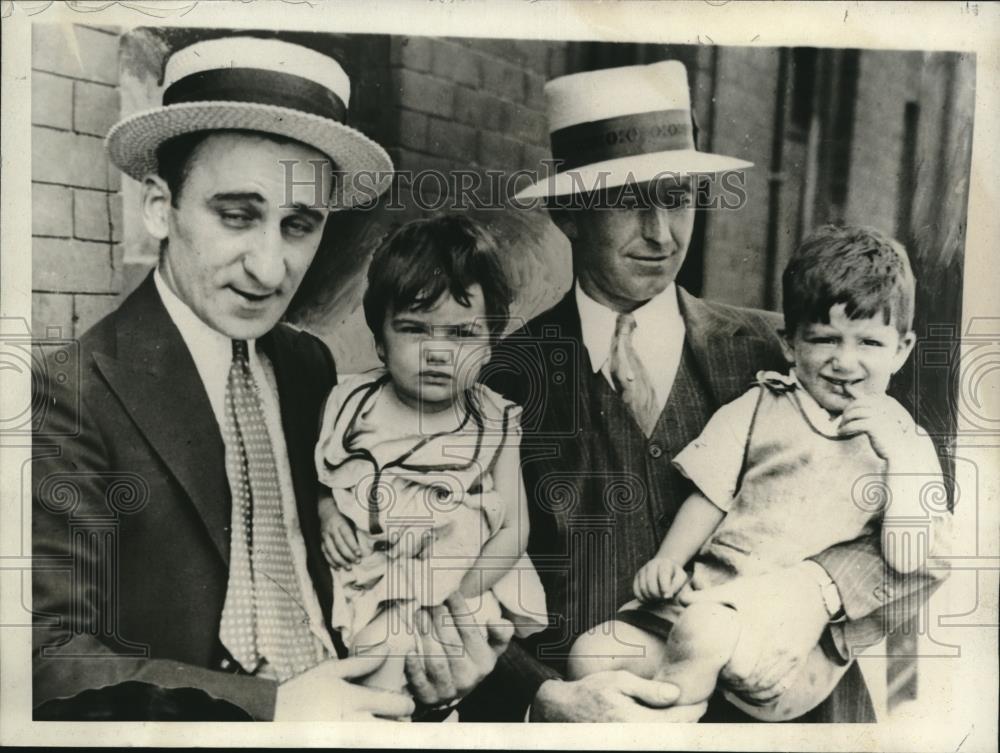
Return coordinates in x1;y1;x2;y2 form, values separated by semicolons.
453;341;490;388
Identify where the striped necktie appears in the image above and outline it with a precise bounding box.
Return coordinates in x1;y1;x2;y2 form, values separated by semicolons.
218;339;318;681
609;312;660;438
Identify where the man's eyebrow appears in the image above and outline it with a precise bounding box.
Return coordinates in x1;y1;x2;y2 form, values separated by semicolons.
206;194;325;223
284;202;326;224
208;192;265;204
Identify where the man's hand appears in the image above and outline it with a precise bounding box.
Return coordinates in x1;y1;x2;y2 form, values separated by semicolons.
530;672;708;722
838;393;917;462
404;592;514;708
678;563;828;704
634;557;688;603
274;652;415;721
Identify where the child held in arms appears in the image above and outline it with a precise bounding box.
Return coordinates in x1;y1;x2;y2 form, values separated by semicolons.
315;215;546;701
568;224;951;721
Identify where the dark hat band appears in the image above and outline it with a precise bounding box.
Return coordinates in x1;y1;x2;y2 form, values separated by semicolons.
550;109;694;171
163;67;348;123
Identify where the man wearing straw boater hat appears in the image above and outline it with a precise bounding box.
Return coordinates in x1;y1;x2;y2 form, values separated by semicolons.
473;60;933;723
32;36;510;721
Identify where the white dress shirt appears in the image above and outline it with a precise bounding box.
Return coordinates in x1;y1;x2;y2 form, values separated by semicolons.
574;280;686;416
154;269;335;664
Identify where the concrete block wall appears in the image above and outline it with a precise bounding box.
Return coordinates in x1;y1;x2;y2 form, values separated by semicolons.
31;23;123;340
29;28;958;376
25;29;969;717
298;35;573;371
701;46;781;309
383;35;562;212
844;50;922;235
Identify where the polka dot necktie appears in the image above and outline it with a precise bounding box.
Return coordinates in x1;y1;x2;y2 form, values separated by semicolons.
218;339;317;681
609;312;660;438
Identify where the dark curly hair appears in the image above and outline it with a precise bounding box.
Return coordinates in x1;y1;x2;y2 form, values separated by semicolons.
363;214;512;346
782;224;916;336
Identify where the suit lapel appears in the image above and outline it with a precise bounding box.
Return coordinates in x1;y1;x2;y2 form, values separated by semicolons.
554;284;770;426
94;274;230;563
678;287;770;409
259;328;335;631
546;290;593;391
259;329;323;550
258;329;312;524
541;291;598;426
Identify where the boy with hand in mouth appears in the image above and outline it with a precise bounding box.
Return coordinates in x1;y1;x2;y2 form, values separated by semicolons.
568;224;950;721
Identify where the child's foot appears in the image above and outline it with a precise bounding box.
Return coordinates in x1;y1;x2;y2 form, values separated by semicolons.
655;602;741;705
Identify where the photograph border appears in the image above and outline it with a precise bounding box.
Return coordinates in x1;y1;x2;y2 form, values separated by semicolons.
2;1;997;750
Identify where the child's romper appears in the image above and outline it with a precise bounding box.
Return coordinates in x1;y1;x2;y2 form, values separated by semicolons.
620;370;943;720
316;370;547;691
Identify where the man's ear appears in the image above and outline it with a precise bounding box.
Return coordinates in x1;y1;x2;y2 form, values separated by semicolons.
374;339;386;364
778;328;796;365
141;175;172;241
892;330;917;374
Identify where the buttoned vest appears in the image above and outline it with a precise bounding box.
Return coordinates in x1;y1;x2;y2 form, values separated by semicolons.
520;339;717;669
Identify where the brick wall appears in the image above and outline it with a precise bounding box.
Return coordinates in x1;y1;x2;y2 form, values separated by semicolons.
384;36;556;188
29;29;967;377
700;46;782;309
25;30;972;716
844;50;922;233
31;23;123;340
295;35;575;371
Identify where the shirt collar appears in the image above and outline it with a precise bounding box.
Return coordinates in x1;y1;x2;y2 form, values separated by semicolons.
574;280;681;373
788;368;843;436
154;268;258;420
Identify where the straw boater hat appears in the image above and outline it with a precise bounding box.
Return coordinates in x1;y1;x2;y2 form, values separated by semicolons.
105;36;393;208
516;60;752;199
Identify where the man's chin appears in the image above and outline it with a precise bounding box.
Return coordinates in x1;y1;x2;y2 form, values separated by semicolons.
630;278;675;304
212;312;282;341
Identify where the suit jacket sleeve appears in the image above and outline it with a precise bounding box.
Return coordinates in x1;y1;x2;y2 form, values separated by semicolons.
32;360;279;721
812;535;948;661
457;338;558;718
497;639;563;707
456;637;562;721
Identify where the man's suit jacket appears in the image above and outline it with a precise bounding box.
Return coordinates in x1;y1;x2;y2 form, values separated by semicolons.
32;273;338;720
465;286;944;722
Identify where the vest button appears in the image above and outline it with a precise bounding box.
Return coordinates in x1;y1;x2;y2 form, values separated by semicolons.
220;658;232;670
648;443;663;459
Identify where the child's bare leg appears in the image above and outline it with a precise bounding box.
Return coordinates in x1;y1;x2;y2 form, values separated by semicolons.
567;619;670;680
655;601;741;705
350;604;417;694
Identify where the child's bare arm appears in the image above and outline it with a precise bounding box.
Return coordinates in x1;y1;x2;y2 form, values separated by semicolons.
654;491;726;565
839;395;947;573
633;492;725;601
655;387;758;596
318;488;363;570
458;434;529;599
